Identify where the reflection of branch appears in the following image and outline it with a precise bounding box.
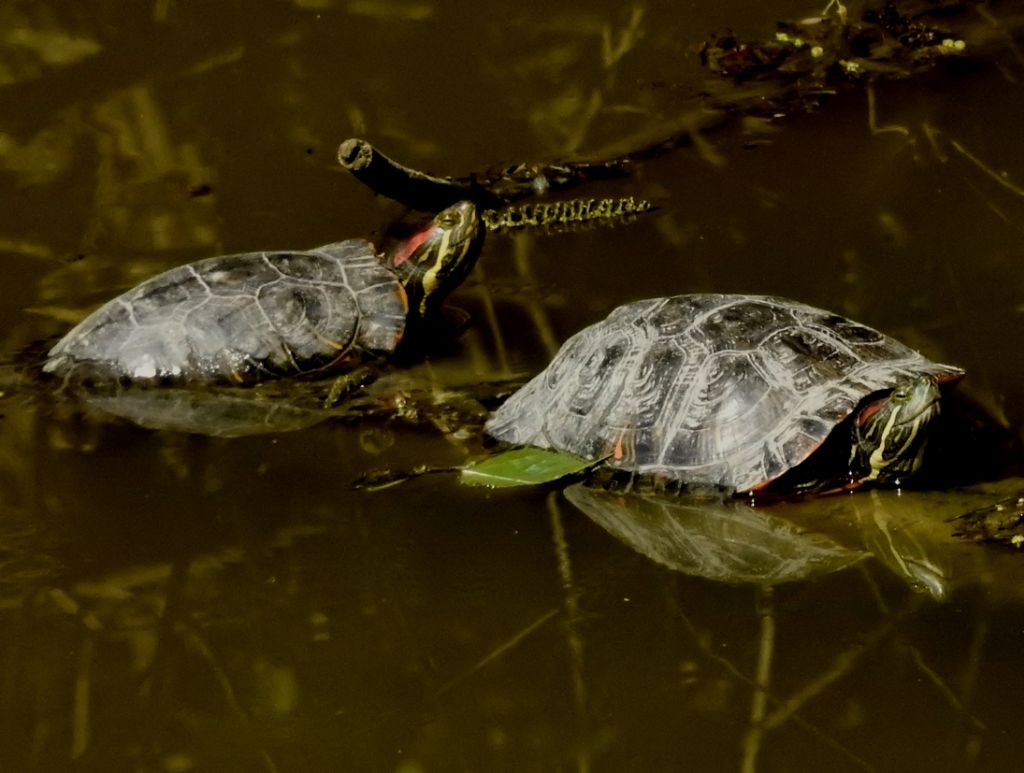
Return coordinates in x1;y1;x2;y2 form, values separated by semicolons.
173;619;282;773
759;604;913;732
901;643;987;732
866;85;911;138
71;636;96;760
435;607;559;695
678;611;876;772
676;596;922;772
602;7;645;70
136;558;282;773
740;586;775;773
959;609;990;764
173;619;245;711
514;239;564;360
950;138;1024;198
461;266;512;375
548;492;592;773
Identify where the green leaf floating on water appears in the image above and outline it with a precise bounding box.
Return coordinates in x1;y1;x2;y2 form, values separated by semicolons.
461;447;598;488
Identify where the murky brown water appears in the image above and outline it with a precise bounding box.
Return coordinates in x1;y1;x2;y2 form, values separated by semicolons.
2;1;1024;771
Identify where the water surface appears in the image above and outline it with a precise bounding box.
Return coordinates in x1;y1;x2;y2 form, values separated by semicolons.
2;1;1023;771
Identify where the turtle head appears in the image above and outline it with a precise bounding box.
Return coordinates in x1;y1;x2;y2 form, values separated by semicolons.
386;201;483;320
849;376;943;487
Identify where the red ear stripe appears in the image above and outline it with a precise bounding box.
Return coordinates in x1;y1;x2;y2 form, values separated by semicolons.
856;399;884;426
390;226;439;265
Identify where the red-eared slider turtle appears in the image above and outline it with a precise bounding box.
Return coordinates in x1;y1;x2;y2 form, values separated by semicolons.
485;294;965;494
44;201;483;385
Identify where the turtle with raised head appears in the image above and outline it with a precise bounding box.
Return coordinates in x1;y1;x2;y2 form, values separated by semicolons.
44;201;483;386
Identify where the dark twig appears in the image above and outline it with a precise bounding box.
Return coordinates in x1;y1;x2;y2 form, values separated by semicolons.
337;138;504;211
338;138;636;210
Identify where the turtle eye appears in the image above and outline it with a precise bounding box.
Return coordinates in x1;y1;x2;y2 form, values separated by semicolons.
892;386;909;401
437;212;459;227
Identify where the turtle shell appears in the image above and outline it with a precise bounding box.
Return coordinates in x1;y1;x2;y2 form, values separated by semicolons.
485;294;965;493
44;240;407;385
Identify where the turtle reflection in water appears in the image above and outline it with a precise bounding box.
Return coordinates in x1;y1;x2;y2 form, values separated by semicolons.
77;367;519;439
565;484;864;585
565;478;1024;597
486;294;964;496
